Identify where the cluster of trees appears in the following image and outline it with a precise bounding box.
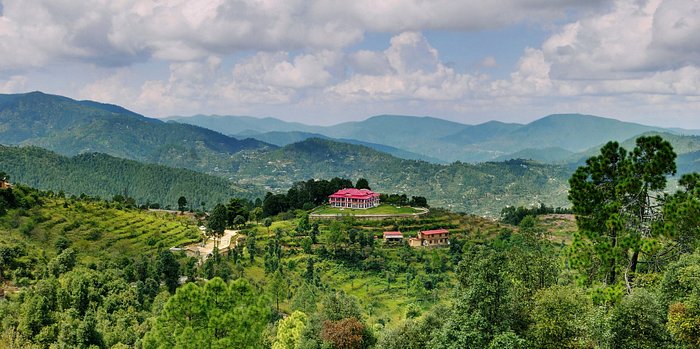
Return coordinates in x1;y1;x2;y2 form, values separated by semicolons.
379;193;428;207
262;177;429;217
0;173;42;216
380;217;700;348
0;247;184;347
567;136;688;285
263;177;365;216
500;203;572;226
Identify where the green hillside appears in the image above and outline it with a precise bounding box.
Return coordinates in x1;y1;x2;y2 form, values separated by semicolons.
0;145;262;207
0;197;201;262
476;113;665;153
231;138;572;215
166;114;318;135
494;146;575;163
0;92;273;173
245;130;443;163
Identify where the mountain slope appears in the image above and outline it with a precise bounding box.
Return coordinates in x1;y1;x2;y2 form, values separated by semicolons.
678;150;700;174
244;130;444;163
440;120;524;145
0;145;261;206
494;147;575;163
486;114;667;152
0;92;273;173
166;114;319;135
230;138;573;215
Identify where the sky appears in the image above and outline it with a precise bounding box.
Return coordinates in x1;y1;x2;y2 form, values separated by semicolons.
1;0;700;128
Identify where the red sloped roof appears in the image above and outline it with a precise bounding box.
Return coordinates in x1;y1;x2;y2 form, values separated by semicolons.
329;188;380;199
420;229;449;236
383;231;403;238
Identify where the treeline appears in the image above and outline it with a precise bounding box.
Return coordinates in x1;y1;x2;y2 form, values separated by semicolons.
500;203;572;225
0;145;260;209
380;193;428;207
263;177;355;216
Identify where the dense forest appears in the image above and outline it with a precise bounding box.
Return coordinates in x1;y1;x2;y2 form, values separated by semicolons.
1;135;699;348
0;145;261;209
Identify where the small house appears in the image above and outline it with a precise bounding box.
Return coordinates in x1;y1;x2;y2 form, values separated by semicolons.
383;231;404;243
408;229;450;247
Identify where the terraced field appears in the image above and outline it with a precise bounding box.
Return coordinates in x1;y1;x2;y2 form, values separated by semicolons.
0;198;202;262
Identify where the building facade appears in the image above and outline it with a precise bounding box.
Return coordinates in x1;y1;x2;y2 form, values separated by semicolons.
383;231;404;243
328;188;380;209
408;229;450;247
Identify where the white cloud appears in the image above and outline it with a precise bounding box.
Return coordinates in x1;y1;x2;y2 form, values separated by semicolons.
538;0;700;78
77;71;137;105
327;32;478;102
0;75;27;93
0;0;606;72
311;0;608;32
481;56;498;68
3;0;700;128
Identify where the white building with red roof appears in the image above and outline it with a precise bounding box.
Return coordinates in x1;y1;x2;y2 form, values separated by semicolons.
328;188;380;209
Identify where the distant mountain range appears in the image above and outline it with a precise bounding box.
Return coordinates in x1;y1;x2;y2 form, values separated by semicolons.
2;91;699;215
169;113;699;164
0;92;273;174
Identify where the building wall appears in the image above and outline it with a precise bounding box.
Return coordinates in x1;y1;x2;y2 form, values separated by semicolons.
329;196;379;209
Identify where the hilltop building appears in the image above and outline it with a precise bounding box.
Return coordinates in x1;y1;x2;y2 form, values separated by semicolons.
0;179;11;190
383;231;404;243
328;188;380;209
409;229;450;247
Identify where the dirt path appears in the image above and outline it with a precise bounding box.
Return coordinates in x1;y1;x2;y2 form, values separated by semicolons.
183;229;238;260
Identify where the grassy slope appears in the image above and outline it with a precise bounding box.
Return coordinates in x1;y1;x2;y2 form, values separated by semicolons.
1;191;578;328
0;198;201;264
243;210;516;325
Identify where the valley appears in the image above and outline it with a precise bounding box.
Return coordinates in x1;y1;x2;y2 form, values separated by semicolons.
1;93;700;348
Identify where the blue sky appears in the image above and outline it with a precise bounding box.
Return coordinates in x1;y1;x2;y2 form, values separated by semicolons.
0;0;699;128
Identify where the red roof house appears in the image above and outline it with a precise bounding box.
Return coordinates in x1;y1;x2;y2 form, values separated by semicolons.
409;229;450;247
328;188;380;209
383;231;404;242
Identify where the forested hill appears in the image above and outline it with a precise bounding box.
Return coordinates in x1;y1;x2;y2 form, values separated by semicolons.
0;145;262;208
231;138;574;215
0;91;273;172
